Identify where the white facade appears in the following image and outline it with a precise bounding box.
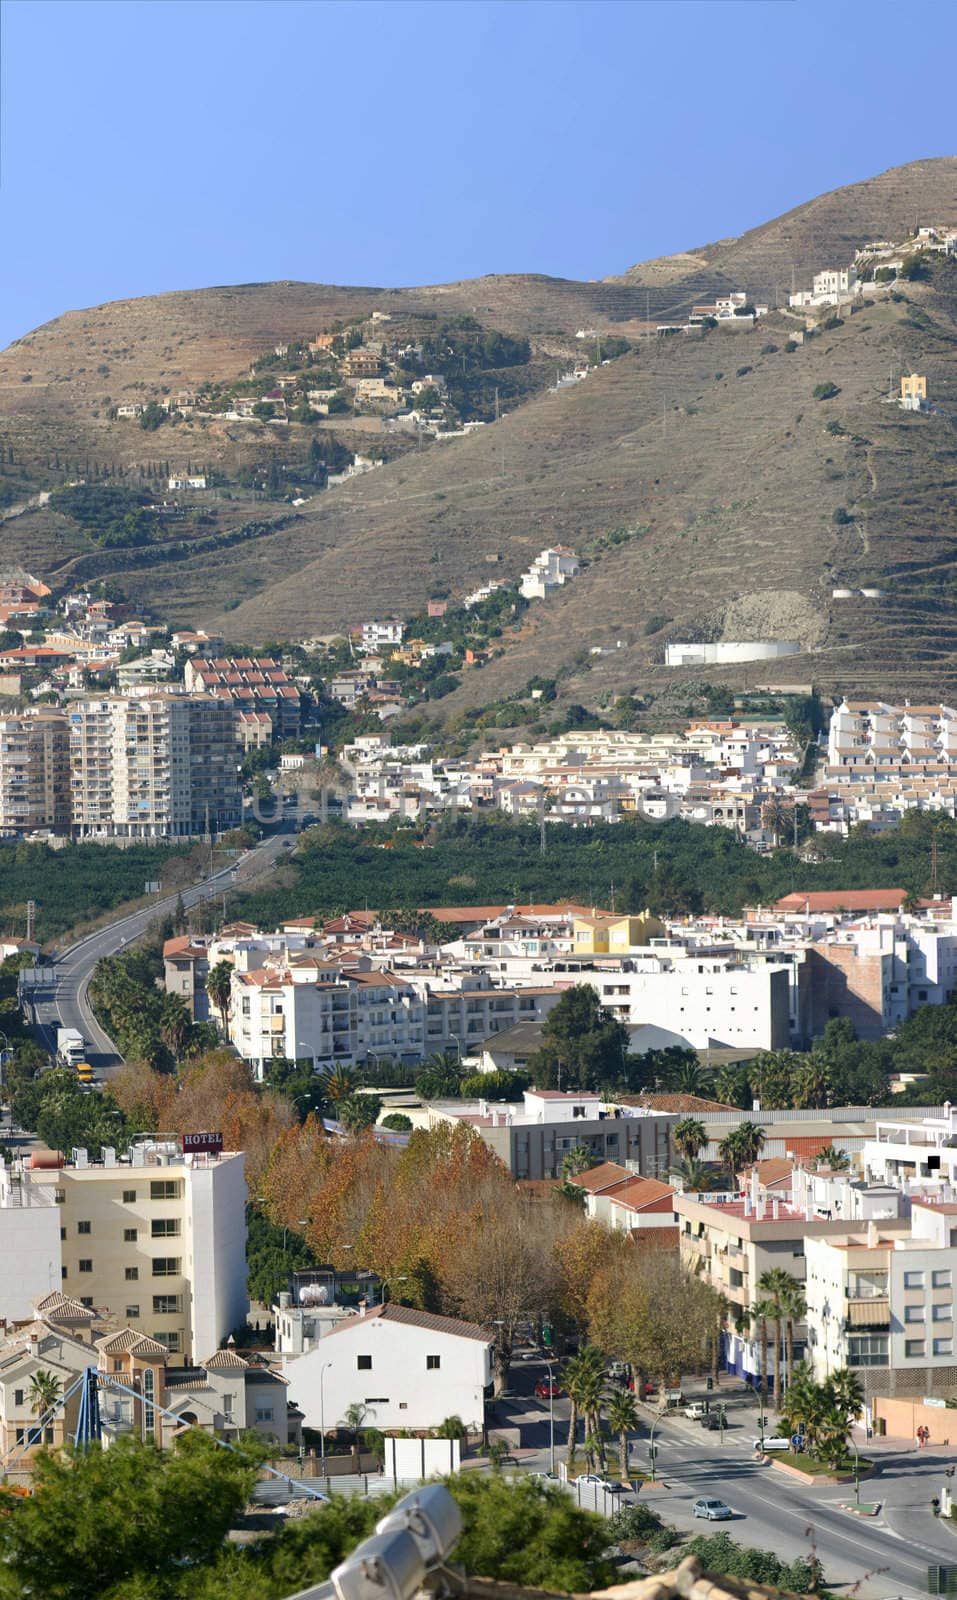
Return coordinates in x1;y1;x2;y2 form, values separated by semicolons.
360;621;404;653
281;1302;493;1432
519;547;580;601
19;1143;248;1363
231;965;427;1073
0;1165;61;1321
581;961;791;1051
665;641;800;667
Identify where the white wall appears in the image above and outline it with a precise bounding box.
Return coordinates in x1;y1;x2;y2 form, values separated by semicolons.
0;1203;61;1321
665;642;800;667
282;1313;492;1433
186;1155;248;1361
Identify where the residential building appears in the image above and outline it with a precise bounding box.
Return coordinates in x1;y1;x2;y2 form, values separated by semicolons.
184;656;303;741
279;1302;493;1433
519;547;580;601
167;473;207;491
863;1106;957;1194
359;620;404;654
0;1294;104;1475
163;935;211;1020
230;963;427;1075
0;710;71;834
434;1090;676;1181
69;694;240;839
9;1140;248;1363
900;373;928;412
0;1162;62;1319
804;1202;957;1398
97;1336;300;1450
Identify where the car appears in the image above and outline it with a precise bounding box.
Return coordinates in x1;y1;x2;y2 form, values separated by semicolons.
574;1474;626;1492
692;1497;733;1521
753;1435;792;1451
534;1379;560;1399
529;1470;560;1481
700;1413;722;1431
684;1402;708;1420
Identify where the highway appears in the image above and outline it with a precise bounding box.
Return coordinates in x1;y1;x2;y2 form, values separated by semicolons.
22;824;294;1074
500;1358;957;1598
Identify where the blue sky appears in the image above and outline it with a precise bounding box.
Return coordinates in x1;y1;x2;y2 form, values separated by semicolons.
1;0;956;349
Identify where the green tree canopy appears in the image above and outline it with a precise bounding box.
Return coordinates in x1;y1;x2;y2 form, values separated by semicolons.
530;985;629;1091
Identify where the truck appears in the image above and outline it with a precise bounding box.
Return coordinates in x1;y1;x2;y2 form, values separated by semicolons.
56;1027;86;1069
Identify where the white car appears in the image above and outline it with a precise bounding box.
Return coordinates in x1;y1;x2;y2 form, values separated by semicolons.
753;1435;792;1451
684;1402;708;1420
574;1474;626;1492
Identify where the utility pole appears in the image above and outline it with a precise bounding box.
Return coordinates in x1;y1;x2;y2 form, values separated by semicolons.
25;900;36;943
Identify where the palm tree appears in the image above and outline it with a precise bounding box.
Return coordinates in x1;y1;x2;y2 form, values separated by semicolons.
758;1268;799;1409
27;1369;61;1444
811;1144;850;1172
564;1347;605;1469
671;1060;708;1096
159;994;192;1059
670;1156;710;1193
828;1366;865;1432
321;1065;357;1104
673;1117;707;1164
792;1059;831;1111
713;1065;751;1109
780;1280;807;1395
205;960;233;1033
720;1121;766;1185
604;1386;639;1483
751;1298;775;1417
343;1400;375;1470
781;1361;819;1450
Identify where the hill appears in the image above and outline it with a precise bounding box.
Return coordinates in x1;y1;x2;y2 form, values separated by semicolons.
3;157;957;707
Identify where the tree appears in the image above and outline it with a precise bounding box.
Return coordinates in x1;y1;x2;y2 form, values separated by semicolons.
446;1473;614;1592
159;993;192;1059
757;1268;800;1409
380;1112;412;1132
529;984;629;1091
139;401;166;431
751;1297;774;1415
320;1064;357;1104
713;1064;751;1108
792;1057;831;1110
810;1142;849;1170
27;1369;61;1442
718;1121;766;1184
337;1094;381;1134
604;1384;639;1482
812;381;840;401
206;960;233;1033
563;1346;606;1469
780;1279;807;1395
560;1143;599;1180
0;1433;257;1599
673;1117;707;1163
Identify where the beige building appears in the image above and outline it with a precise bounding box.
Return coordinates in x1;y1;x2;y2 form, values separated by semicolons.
68;693;240;838
0;710;71;834
13;1141;248;1364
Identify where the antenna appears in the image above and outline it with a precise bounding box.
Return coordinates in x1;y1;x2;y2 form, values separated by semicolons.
25;899;36;943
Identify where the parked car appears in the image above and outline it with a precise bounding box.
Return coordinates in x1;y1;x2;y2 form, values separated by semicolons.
534;1379;560;1399
692;1497;733;1521
700;1413;722;1431
753;1435;792;1451
684;1402;708;1420
574;1474;627;1492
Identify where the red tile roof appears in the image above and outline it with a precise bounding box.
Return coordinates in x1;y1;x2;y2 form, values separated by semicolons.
774;889;907;912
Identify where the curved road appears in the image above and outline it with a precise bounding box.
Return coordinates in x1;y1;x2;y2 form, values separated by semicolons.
26;825;294;1075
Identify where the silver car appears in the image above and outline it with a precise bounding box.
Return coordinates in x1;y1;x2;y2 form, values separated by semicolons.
692;1497;733;1521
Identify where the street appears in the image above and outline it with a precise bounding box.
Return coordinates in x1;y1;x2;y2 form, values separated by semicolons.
21;825;293;1077
494;1357;957;1598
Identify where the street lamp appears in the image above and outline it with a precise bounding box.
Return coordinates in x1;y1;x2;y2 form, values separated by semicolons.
848;1430;860;1505
282;1220;309;1251
543;1358;556;1474
648;1411;662;1483
319;1361;333;1476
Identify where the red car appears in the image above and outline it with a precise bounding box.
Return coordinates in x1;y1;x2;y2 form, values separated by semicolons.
534;1379;561;1399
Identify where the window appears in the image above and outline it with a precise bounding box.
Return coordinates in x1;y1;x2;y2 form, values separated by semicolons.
905;1305;925;1323
61;1265;68;1279
77;1220;91;1235
113;1359;124;1373
905;1339;926;1358
60;1227;66;1241
123;1228;138;1242
80;1297;93;1308
934;1270;953;1289
150;1180;181;1201
255;1407;274;1423
153;1295;181;1315
125;1267;139;1281
152;1258;181;1277
846;1335;888;1367
125;1305;140;1319
151;1219;181;1238
78;1259;92;1273
14;1389;23;1407
934;1304;952;1322
123;1189;137;1203
223;1393;234;1418
357;1354;372;1371
155;1331;180;1352
426;1355;441;1371
15;1429;24;1445
904;1270;926;1290
935;1338;954;1357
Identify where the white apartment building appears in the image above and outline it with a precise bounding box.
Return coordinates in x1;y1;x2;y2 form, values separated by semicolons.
789;266;859;308
69;693;240;838
519;547;580;601
863;1107;957;1195
434;1089;676;1181
4;1141;248;1363
230;963;426;1074
0;710;71;835
827;699;957;778
359;620;404;653
580;959;791;1052
804;1203;957;1396
279;1302;493;1433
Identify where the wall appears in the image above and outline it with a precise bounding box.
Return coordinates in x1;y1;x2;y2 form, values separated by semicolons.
186;1156;248;1361
0;1203;61;1321
665;642;801;667
872;1396;957;1443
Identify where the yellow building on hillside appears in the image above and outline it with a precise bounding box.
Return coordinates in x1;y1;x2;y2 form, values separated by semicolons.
572;910;665;955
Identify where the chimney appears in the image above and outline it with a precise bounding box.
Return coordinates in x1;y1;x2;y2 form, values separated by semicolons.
772;1196;780;1220
867;1219;878;1248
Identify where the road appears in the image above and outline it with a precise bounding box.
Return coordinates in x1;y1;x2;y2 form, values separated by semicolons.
23;824;294;1074
497;1358;957;1598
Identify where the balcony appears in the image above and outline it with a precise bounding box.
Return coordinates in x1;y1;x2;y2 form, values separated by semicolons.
846;1299;890;1329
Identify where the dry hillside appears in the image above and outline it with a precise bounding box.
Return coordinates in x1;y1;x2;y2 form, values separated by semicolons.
3;157;957;705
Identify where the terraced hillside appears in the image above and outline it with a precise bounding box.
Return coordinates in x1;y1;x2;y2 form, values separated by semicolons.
3;157;957;706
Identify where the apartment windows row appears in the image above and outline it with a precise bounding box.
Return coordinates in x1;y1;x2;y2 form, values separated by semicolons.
356;1354;441;1371
65;1259;182;1282
78;1219;180;1240
905;1338;954;1358
903;1269;952;1289
904;1304;953;1322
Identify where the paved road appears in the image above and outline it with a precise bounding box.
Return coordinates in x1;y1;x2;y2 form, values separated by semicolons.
498;1359;957;1598
23;824;294;1075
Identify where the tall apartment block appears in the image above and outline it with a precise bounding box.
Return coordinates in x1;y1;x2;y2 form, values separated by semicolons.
0;710;72;834
0;1141;248;1363
69;693;241;839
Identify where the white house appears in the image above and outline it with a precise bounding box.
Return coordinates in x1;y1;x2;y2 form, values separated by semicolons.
167;473;207;491
360;620;404;654
281;1302;493;1433
519;547;580;601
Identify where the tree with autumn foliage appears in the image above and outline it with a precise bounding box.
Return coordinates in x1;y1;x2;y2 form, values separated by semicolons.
586;1251;717;1390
